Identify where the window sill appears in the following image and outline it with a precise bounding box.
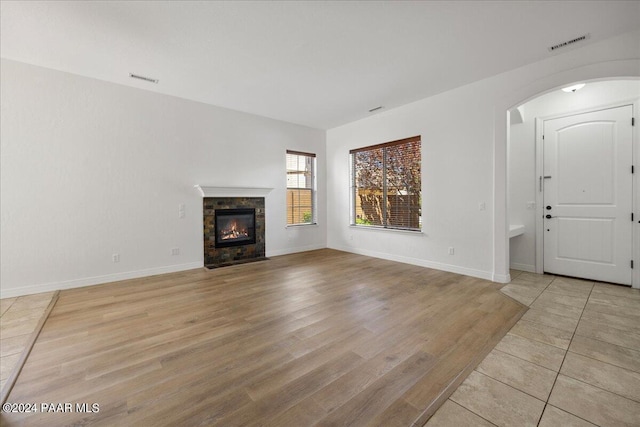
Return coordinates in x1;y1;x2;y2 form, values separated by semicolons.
349;225;424;235
286;223;319;229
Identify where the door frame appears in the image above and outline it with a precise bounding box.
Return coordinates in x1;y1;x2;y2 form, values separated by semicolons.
534;99;639;287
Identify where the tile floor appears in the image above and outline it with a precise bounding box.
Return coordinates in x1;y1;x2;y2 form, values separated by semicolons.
426;271;640;427
0;292;55;393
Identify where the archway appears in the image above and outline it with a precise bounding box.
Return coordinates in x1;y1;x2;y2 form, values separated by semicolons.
509;80;639;286
492;59;640;288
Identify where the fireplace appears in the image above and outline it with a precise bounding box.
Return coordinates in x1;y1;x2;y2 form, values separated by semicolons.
203;196;266;268
215;208;256;248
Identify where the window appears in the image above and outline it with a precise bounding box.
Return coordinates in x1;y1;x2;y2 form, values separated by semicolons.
286;150;316;225
350;136;421;230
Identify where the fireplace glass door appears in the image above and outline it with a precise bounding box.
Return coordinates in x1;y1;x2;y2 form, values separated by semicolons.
214;208;256;248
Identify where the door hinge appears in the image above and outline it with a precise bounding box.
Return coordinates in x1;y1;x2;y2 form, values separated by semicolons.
633;213;635;221
633;117;635;126
633;165;636;174
632;260;634;269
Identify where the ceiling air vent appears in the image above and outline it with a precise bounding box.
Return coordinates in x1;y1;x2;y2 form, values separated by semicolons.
548;34;590;52
129;73;159;84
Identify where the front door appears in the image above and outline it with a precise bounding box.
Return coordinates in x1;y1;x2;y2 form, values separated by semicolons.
543;105;633;285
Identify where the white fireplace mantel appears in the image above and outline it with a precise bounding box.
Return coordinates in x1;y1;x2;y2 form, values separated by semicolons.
194;185;274;198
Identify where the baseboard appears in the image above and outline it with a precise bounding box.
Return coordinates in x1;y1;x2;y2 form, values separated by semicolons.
267;244;327;257
510;263;536;273
0;262;203;298
329;245;495;281
492;272;511;284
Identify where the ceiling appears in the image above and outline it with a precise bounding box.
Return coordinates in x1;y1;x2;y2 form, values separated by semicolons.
1;1;639;129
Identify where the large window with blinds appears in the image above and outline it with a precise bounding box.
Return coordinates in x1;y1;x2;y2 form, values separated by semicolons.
350;136;421;230
286;150;316;225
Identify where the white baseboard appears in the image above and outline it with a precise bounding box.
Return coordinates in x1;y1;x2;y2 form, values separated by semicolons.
510;263;536;273
0;262;203;298
329;245;495;282
267;244;327;257
492;273;511;284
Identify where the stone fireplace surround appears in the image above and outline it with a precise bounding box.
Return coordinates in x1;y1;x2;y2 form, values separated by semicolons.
197;186;272;268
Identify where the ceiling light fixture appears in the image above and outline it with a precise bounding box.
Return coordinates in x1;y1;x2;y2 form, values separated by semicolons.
561;83;585;93
129;73;159;84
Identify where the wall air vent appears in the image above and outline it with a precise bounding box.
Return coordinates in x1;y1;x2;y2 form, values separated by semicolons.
548;34;590;52
129;73;159;84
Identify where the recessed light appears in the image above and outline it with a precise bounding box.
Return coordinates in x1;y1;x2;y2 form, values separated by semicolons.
561;83;585;93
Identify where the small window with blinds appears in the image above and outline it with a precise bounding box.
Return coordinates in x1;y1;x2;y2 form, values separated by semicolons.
286;150;316;225
350;136;421;231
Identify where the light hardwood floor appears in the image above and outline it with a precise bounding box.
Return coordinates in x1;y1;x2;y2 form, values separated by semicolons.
1;249;525;426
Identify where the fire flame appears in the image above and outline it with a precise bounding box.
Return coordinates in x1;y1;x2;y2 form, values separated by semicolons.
220;220;249;240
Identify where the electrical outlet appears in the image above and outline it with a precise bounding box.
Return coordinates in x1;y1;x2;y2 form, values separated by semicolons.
478;202;486;211
178;203;185;219
448;247;455;255
526;201;536;210
112;253;120;263
171;248;180;256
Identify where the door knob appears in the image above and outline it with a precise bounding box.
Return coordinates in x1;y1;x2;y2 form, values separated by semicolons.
545;214;555;219
546;206;552;210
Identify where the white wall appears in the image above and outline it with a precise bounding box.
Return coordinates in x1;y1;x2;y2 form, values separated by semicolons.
327;83;497;279
509;80;640;272
0;59;326;297
2;30;639;297
327;30;640;282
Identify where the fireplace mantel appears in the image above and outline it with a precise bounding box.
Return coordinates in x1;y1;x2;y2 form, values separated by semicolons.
194;185;273;198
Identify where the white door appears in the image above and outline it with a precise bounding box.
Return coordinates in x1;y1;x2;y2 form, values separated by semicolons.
543;105;633;285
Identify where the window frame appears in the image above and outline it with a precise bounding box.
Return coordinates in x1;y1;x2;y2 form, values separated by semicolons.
350;136;421;232
286;150;317;226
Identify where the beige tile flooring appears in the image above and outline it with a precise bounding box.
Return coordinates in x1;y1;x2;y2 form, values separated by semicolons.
0;292;55;394
426;271;640;427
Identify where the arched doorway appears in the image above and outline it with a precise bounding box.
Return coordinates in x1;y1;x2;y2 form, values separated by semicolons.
508;80;639;286
491;59;640;288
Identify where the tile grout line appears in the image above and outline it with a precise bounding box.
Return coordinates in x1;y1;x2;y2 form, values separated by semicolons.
540;403;602;427
555;370;640;405
535;278;594;427
571;331;640;354
523;278;554;307
511;319;575;350
490;347;558;374
446;400;499;427
469;369;548;405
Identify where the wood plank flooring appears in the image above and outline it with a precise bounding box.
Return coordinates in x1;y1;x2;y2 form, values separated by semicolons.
1;249;526;426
